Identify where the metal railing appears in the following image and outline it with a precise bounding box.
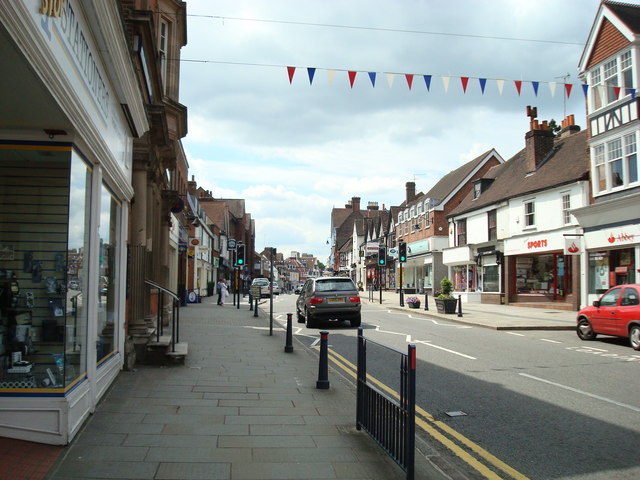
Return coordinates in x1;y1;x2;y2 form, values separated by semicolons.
356;327;416;480
144;279;180;352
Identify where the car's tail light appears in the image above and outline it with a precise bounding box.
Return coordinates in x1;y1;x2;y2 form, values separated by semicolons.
310;297;324;305
349;296;361;303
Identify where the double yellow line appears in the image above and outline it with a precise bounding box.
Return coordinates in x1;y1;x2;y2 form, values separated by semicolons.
326;349;531;480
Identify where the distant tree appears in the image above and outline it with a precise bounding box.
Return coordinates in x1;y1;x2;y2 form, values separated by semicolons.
317;260;326;270
548;119;561;134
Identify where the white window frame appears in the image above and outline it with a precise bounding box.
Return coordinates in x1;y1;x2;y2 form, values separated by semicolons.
589;49;634;112
561;193;571;225
524;200;535;229
592;131;639;195
159;18;169;93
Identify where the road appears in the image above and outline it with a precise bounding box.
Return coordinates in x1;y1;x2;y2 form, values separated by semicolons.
264;293;640;480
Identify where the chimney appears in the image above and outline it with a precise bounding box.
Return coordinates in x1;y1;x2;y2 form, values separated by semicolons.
351;196;361;212
525;106;555;172
559;114;581;138
406;182;416;203
367;201;379;210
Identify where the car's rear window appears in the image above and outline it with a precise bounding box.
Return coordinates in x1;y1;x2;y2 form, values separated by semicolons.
315;279;356;292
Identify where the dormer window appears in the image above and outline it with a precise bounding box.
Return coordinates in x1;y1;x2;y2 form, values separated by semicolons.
473;182;481;199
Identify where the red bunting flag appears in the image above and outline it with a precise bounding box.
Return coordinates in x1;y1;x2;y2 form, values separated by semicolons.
287;66;296;84
461;77;469;93
514;80;522;96
348;71;357;88
614;86;621;99
564;83;573;98
405;74;414;90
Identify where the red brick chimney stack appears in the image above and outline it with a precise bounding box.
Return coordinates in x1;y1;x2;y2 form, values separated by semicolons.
406;182;416;203
525;106;555;173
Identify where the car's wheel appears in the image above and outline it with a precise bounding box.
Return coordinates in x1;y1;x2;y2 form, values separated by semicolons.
350;314;361;328
305;310;316;328
629;325;640;351
577;317;597;340
297;308;305;323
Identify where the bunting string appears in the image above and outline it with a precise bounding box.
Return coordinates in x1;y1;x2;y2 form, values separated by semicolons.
284;65;638;101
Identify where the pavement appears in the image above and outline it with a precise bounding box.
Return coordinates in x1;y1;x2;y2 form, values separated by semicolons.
3;293;577;480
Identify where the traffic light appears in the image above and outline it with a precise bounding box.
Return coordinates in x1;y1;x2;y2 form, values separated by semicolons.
378;246;386;266
236;244;245;266
398;242;407;262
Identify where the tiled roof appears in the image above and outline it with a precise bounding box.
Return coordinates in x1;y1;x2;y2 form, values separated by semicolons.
605;1;640;33
448;130;589;218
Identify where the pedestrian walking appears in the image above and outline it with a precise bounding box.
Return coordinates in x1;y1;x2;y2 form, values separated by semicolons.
218;279;229;306
216;278;225;305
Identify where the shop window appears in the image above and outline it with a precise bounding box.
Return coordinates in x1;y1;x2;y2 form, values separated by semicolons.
515;254;567;295
452;265;476;292
589;248;636;294
524;201;535;228
481;265;499;292
96;185;120;365
0;145;89;391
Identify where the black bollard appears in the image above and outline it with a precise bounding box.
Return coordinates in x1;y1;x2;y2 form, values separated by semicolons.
457;295;463;317
253;297;259;317
424;293;429;311
284;313;294;353
316;331;330;389
249;293;253;310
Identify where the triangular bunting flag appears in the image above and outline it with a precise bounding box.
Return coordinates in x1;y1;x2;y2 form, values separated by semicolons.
628;87;636;100
496;79;504;95
549;81;557;97
307;68;316;85
405;74;414;90
327;69;336;85
442;76;450;93
368;72;376;87
348;71;357;88
287;66;296;84
564;83;573;98
461;77;469;93
423;75;432;91
614;86;621;99
514;80;522;96
386;73;395;88
479;78;487;94
582;84;589;98
532;81;539;96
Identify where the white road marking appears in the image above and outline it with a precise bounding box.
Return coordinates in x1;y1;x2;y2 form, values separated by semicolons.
371;325;477;360
540;339;562;344
386;310;472;328
519;373;640;412
506;332;525;337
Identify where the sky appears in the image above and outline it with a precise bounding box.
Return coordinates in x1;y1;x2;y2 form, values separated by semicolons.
179;0;621;263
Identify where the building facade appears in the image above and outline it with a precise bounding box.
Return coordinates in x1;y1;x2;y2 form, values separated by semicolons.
0;1;147;444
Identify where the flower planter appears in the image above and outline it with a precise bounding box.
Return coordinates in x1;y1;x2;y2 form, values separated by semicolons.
435;298;457;314
407;302;421;309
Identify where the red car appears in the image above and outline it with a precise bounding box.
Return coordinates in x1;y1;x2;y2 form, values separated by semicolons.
576;284;640;351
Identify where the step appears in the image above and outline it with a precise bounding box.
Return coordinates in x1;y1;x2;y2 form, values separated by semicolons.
147;335;172;349
165;342;188;358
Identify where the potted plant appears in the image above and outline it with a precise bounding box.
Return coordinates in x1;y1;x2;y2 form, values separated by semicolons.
206;280;215;297
406;296;421;309
435;277;457;314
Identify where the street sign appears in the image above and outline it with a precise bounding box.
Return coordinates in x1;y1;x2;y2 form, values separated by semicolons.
227;239;237;250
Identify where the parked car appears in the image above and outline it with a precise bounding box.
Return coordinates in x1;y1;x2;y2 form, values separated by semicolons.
270;282;280;295
251;278;270;298
576;284;640;351
296;277;361;328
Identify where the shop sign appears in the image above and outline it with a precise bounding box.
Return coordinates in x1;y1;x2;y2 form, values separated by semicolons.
408;239;430;254
504;233;564;255
178;242;187;253
564;237;582;255
585;224;640;249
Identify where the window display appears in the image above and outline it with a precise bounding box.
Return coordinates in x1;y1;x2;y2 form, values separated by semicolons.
0;145;89;391
589;248;636;294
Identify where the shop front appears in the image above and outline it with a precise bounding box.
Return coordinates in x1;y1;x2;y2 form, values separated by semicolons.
0;1;146;444
582;224;639;306
400;238;446;294
504;230;581;309
443;243;503;303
